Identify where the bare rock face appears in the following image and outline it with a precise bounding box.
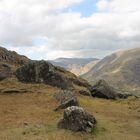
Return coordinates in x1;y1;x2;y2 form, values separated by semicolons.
54;90;79;111
0;63;12;80
58;106;96;132
16;61;90;89
90;80;132;99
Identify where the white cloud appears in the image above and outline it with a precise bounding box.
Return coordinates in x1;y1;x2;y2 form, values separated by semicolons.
96;0;109;11
0;0;140;59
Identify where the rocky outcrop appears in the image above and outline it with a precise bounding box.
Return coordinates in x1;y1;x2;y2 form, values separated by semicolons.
90;80;132;99
58;106;96;132
54;90;79;111
0;46;30;66
16;61;90;89
0;63;12;80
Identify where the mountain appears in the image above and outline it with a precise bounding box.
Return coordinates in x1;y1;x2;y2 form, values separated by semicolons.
0;46;30;66
50;58;99;76
82;47;140;94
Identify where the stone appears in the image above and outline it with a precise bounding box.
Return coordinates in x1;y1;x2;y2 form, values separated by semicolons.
90;80;117;99
58;106;96;132
90;80;133;99
0;63;11;80
54;90;79;111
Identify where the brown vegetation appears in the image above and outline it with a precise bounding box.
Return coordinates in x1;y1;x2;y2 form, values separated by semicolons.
0;78;139;140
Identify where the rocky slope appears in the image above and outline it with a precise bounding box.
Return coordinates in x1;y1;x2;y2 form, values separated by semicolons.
16;60;90;90
82;47;140;93
50;58;99;76
0;46;30;66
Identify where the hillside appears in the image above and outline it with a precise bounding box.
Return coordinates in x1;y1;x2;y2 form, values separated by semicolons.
0;47;140;140
82;47;140;94
50;58;99;76
0;46;30;66
0;46;90;91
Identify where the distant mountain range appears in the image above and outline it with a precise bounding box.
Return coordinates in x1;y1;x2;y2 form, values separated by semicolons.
82;47;140;94
50;58;99;76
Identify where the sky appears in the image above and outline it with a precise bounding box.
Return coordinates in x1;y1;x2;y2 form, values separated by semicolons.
0;0;140;60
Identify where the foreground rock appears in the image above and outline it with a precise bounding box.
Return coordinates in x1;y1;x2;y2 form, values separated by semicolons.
58;106;96;132
90;80;132;99
0;63;12;80
16;61;90;89
54;90;79;111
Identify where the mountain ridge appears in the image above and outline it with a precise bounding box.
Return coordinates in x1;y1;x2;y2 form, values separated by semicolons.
82;47;140;94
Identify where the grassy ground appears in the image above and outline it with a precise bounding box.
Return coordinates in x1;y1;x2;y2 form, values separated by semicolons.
0;78;140;140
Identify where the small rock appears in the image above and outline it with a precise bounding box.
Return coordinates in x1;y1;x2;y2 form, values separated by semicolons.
79;90;91;96
54;90;79;111
58;106;96;132
54;98;79;111
1;88;29;94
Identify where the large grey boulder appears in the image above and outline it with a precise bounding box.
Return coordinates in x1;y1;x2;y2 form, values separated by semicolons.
0;63;11;80
90;80;132;99
54;90;79;111
16;61;90;89
58;106;96;132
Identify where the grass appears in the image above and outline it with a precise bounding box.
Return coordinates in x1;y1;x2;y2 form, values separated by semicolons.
0;78;140;140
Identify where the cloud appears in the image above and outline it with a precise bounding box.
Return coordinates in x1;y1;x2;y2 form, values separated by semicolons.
0;0;140;59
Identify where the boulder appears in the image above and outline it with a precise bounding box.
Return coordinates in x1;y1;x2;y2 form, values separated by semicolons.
54;90;79;111
58;106;96;132
90;80;133;99
16;61;90;89
0;63;11;80
90;80;117;99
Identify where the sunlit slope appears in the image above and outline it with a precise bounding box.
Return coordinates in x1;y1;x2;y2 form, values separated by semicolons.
83;47;140;92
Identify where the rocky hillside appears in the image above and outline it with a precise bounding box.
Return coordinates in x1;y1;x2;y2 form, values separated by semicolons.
0;46;30;66
82;47;140;93
50;58;99;76
16;60;90;90
0;47;90;90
